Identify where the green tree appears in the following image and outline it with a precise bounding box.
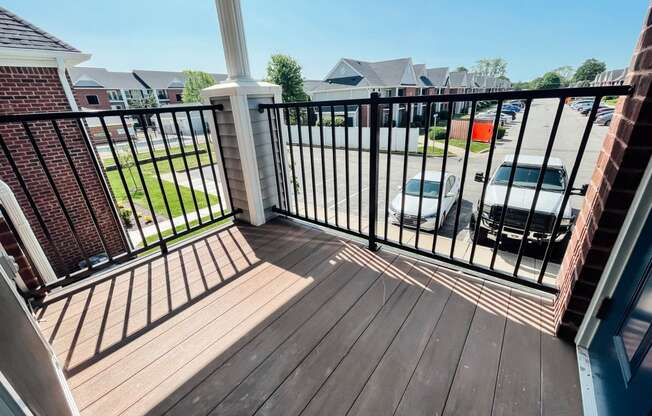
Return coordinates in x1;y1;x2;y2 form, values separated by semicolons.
572;59;606;83
266;54;307;102
182;70;216;103
511;81;532;90
127;93;158;109
472;58;507;77
533;72;562;89
552;65;575;86
454;66;468;72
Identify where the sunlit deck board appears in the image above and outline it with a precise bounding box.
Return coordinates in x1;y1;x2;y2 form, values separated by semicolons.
37;219;582;416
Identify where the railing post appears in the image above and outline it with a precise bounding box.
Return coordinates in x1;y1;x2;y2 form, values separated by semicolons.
367;92;380;251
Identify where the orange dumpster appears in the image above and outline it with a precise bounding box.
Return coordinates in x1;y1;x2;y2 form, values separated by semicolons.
471;120;494;143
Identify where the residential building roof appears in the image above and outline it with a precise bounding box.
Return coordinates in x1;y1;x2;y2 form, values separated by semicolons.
133;70;227;90
0;6;79;52
425;67;449;87
448;70;471;88
324;57;417;88
68;67;145;90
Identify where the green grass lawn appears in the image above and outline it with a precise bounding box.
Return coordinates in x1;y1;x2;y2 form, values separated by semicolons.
103;143;219;220
602;97;619;107
416;144;447;157
447;138;490;153
140;215;231;249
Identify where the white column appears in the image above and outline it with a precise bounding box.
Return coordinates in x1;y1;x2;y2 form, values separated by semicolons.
215;0;252;81
202;0;283;226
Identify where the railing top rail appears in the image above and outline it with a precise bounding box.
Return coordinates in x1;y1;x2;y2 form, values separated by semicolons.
0;103;224;124
258;85;632;110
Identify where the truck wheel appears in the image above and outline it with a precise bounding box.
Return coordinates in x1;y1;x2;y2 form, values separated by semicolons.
470;216;489;245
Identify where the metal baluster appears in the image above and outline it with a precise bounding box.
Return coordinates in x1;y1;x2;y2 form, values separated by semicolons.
414;102;433;249
358;105;363;233
198;110;226;217
186;110;214;221
275;107;291;212
432;101;453;253
367;92;380;250
285;109;299;215
344;104;350;230
318;106;328;223
398;102;412;245
383;104;394;241
512;99;565;276
295;107;309;218
51;120;112;260
450;101;477;259
490;99;532;267
266;108;283;212
331;106;339;226
469;100;503;263
306;106;318;219
537;96;602;283
100;116;147;247
171;112;202;222
155;112;190;230
121;115;164;245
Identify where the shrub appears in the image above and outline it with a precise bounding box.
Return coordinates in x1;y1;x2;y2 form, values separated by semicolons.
428;126;448;140
497;126;506;139
119;207;133;228
323;116;346;127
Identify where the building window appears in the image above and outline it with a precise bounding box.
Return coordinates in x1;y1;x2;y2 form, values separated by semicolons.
398;88;405;97
176;93;183;102
86;95;99;105
107;90;122;101
156;89;168;100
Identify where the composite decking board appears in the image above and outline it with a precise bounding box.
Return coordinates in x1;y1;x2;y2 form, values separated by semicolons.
130;241;372;416
206;250;400;416
442;284;511;416
65;226;326;391
491;295;542;416
36;222;584;416
394;278;484;416
540;303;583;416
297;259;441;416
40;222;304;328
345;264;454;416
38;223;302;335
76;232;346;415
49;225;313;355
256;255;423;416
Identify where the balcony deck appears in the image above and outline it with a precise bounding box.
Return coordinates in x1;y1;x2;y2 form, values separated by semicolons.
36;219;582;416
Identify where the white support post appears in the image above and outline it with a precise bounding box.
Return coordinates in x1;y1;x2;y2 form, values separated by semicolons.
201;0;282;226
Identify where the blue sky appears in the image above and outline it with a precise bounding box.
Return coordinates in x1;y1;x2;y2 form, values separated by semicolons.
4;0;648;81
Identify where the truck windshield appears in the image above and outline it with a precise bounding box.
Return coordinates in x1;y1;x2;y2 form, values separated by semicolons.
404;179;440;198
492;165;565;191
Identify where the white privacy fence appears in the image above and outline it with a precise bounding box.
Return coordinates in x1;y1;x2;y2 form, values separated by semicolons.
288;126;420;153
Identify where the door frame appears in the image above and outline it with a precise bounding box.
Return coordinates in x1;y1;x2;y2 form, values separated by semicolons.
575;157;652;413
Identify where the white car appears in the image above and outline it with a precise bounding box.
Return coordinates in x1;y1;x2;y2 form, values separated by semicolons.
388;171;460;231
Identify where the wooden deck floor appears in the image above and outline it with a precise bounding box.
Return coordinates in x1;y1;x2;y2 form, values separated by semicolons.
36;220;582;416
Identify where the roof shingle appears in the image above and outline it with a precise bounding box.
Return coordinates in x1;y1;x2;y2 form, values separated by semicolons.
0;6;79;53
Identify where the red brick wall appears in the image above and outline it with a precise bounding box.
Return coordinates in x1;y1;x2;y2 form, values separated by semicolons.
0;66;128;277
73;88;111;110
554;4;652;341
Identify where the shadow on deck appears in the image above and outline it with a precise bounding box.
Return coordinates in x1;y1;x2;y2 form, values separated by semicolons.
36;219;582;416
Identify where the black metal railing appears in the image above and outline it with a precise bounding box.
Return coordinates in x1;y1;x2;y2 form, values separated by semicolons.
260;85;631;294
0;104;238;287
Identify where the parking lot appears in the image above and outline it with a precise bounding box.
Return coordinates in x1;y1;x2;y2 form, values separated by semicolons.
282;98;611;286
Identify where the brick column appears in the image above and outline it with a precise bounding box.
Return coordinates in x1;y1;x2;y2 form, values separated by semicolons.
555;4;652;341
0;66;128;275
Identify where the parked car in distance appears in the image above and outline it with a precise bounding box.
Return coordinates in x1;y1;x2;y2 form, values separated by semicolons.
502;104;521;113
596;107;614;115
478;111;511;124
595;112;613;126
389;172;460;231
470;155;587;245
580;105;609;115
571;100;594;110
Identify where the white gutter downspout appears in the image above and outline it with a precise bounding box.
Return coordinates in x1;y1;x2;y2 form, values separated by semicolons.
0;181;58;285
56;57;79;112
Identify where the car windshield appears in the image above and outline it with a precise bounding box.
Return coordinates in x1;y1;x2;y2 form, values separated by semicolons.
404;179;440;198
492;164;565;191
